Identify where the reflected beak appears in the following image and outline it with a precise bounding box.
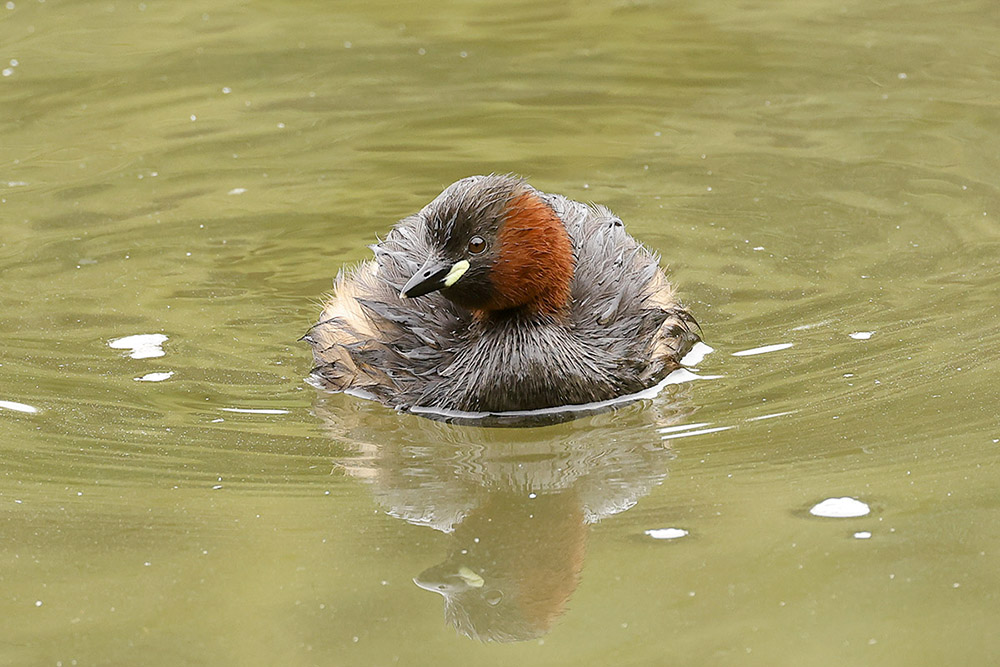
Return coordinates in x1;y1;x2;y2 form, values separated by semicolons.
413;564;484;596
400;257;470;298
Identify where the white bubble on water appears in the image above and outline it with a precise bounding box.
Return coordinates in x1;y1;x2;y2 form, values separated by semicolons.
810;497;870;518
135;371;173;382
0;400;38;413
109;333;168;359
645;528;689;540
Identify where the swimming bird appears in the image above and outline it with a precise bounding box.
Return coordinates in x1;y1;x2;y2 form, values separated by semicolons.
305;174;699;415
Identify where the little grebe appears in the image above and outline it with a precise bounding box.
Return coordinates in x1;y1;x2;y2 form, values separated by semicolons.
305;175;699;414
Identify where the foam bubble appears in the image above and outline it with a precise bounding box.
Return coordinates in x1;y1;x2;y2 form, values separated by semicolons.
645;528;689;540
109;334;168;359
135;372;173;382
0;400;38;413
809;497;870;518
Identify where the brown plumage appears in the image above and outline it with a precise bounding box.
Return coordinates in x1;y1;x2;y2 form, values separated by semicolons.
304;174;699;416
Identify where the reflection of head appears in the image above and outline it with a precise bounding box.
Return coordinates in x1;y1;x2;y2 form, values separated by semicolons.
414;491;586;642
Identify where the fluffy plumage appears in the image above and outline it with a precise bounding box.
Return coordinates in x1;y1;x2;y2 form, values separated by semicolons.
304;175;699;414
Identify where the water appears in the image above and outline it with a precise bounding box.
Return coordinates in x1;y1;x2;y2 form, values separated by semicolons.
2;0;999;664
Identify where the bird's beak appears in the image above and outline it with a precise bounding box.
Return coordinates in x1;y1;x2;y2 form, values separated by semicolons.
400;257;470;298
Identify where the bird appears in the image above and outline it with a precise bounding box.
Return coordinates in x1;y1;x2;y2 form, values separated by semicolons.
304;174;699;416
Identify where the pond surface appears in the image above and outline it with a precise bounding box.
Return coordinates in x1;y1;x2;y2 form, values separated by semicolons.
2;0;999;664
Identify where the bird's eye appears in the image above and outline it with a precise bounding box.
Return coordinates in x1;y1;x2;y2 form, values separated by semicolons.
467;236;487;254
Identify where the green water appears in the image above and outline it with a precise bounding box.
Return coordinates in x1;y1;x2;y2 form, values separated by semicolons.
2;0;999;664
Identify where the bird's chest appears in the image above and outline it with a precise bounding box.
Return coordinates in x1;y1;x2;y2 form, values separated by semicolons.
438;321;611;412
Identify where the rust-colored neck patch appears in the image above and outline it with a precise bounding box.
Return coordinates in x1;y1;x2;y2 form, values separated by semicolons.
485;189;574;317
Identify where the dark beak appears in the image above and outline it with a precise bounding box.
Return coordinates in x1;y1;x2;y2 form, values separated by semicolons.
400;257;453;299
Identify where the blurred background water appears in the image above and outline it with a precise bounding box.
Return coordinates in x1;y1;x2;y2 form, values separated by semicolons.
2;0;999;664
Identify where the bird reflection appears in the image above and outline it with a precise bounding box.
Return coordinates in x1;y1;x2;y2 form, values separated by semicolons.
313;385;694;642
412;490;587;642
